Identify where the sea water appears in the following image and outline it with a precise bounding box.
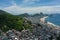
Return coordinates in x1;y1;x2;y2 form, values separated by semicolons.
46;14;60;26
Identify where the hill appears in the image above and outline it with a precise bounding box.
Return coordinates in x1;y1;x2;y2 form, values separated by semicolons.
0;10;32;32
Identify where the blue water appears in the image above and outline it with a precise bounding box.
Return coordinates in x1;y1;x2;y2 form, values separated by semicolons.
46;14;60;26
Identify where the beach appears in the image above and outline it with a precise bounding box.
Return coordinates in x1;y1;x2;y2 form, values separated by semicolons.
40;16;60;29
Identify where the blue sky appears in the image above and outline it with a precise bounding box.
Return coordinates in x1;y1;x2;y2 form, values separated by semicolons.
0;0;60;14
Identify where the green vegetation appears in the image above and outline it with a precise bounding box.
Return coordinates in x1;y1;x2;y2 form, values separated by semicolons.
0;10;32;32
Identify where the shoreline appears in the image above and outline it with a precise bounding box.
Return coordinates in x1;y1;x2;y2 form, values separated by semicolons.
40;16;60;28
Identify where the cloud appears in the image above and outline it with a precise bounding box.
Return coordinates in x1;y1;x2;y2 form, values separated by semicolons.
3;5;60;15
18;0;41;6
0;0;60;14
15;0;60;6
46;0;60;5
22;0;40;4
2;0;60;15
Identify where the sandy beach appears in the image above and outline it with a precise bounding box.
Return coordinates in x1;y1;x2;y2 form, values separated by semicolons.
40;16;60;28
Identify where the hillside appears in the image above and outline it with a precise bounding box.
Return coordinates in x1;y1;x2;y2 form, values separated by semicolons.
0;10;60;40
0;10;32;32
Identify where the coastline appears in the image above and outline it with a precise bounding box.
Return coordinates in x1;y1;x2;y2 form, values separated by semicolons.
40;16;60;29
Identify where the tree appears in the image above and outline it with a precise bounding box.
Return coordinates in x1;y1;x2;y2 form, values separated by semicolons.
0;10;32;32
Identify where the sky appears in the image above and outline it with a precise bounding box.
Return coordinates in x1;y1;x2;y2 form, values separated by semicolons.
0;0;60;15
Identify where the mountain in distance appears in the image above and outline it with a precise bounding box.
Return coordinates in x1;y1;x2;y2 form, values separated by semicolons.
18;12;48;17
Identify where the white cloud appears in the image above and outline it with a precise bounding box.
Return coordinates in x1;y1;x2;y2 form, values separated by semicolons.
22;0;40;4
3;5;60;15
23;0;39;3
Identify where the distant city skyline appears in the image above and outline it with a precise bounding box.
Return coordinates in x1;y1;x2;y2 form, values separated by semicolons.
0;0;60;15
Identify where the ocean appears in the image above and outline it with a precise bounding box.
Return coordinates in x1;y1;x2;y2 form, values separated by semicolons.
46;14;60;26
